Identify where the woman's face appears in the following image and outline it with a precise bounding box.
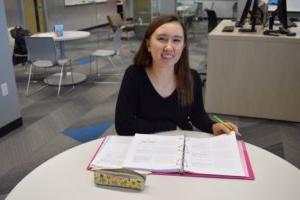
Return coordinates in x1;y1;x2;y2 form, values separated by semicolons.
147;21;185;69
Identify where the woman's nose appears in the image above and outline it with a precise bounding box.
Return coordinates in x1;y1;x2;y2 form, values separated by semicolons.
164;40;173;50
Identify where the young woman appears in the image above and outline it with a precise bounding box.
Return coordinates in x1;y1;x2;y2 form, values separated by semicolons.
115;15;238;136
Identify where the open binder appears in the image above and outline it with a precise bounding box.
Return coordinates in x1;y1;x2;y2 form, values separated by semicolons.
87;133;254;180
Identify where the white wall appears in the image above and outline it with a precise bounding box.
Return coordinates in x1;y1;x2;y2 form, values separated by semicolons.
124;0;238;19
285;0;300;12
123;0;133;19
155;0;176;16
45;0;117;30
0;0;22;130
4;0;119;31
178;0;237;18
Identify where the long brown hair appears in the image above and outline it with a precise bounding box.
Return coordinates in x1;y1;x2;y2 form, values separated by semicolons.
134;15;193;107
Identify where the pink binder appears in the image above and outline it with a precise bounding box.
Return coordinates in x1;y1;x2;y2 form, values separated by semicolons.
87;137;255;180
86;136;109;171
152;140;255;180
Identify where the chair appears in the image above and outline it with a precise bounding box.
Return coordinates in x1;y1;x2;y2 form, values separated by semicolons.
199;9;218;87
107;13;134;39
8;27;27;66
9;26;31;65
205;9;218;33
8;27;15;53
90;28;122;80
25;37;73;96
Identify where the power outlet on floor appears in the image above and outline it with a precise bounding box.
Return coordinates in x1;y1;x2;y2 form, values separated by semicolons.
1;82;8;96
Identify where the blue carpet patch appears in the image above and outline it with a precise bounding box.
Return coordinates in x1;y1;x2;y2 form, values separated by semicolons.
63;123;111;143
73;56;91;65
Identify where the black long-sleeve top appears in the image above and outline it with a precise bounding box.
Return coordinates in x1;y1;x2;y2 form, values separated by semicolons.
115;65;214;135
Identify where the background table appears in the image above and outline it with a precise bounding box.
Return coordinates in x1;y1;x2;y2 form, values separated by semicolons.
5;131;300;200
33;31;90;86
205;20;300;122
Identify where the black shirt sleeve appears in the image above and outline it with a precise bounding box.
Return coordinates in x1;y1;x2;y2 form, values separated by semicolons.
189;70;215;133
115;65;177;135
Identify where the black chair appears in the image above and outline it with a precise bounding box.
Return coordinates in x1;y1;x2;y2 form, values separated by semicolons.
10;26;31;65
205;9;218;33
199;9;218;87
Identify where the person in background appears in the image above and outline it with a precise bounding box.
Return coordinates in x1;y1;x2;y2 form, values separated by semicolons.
115;15;238;136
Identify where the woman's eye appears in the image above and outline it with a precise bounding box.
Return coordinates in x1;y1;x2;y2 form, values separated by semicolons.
158;37;167;41
173;39;181;43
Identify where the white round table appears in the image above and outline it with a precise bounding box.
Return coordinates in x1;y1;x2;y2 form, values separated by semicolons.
33;31;90;40
5;131;300;200
32;31;90;86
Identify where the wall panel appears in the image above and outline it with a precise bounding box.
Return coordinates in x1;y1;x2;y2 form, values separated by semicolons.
45;0;116;30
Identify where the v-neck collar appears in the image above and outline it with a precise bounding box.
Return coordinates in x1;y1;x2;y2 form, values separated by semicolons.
142;68;176;100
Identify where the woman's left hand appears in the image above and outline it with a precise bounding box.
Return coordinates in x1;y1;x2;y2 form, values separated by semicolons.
212;122;239;136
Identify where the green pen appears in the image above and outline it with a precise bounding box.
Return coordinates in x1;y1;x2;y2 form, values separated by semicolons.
213;115;242;136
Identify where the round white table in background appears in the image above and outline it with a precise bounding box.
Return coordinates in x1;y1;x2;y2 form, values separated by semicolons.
5;131;300;200
32;31;90;86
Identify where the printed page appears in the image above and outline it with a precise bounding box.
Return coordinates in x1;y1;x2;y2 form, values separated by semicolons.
184;134;245;176
122;134;185;172
90;136;133;169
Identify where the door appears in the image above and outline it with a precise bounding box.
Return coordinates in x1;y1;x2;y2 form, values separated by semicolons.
23;0;46;33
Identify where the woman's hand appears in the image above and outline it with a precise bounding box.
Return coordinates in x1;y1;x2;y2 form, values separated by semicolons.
212;122;239;136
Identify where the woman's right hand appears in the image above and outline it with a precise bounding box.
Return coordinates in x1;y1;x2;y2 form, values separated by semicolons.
212;122;239;136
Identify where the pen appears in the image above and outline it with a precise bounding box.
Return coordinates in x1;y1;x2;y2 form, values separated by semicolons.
212;115;242;136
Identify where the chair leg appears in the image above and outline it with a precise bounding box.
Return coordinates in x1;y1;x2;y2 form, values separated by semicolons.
57;64;64;96
89;56;93;76
70;62;75;88
107;56;116;68
119;55;123;65
107;29;111;39
24;62;29;74
92;57;103;83
26;64;33;96
44;67;49;85
115;51;123;65
96;58;100;77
